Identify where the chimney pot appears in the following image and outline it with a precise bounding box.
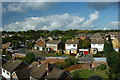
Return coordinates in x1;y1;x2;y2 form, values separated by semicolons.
38;60;41;65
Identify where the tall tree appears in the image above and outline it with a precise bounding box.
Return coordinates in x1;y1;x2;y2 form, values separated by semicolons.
82;39;91;48
103;36;114;54
107;51;120;80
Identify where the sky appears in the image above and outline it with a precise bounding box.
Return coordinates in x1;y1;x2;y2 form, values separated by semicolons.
2;2;120;31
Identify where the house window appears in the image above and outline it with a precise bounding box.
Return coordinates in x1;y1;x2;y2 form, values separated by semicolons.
7;72;9;75
67;44;71;46
73;45;76;47
93;44;96;46
93;49;97;53
98;44;102;46
3;69;5;73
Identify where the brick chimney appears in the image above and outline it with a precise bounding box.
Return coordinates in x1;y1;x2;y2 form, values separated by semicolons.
38;60;41;66
12;53;16;60
45;61;51;75
72;38;74;41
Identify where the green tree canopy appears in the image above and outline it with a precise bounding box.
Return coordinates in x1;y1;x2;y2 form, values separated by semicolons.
24;53;35;64
27;42;34;49
82;39;91;48
103;36;114;54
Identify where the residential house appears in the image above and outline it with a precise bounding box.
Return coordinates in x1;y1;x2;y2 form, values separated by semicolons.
29;61;72;80
112;38;120;52
91;39;104;53
108;32;120;40
12;67;31;80
105;32;120;41
45;68;72;80
12;62;38;80
34;38;46;51
2;59;28;79
0;58;7;78
2;42;11;49
30;62;52;80
2;58;7;65
103;32;120;52
90;33;103;39
46;40;64;53
2;59;72;80
116;32;120;42
65;39;80;54
75;34;87;40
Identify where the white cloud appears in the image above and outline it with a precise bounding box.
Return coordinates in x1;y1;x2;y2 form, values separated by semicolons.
2;0;58;2
7;3;25;12
3;12;99;31
81;12;99;27
3;2;55;13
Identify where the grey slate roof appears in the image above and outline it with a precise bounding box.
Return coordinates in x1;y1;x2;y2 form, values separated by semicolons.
78;55;94;63
45;68;65;79
46;40;60;44
30;63;47;79
15;61;38;79
75;34;87;37
91;39;104;44
2;58;7;65
15;67;31;79
65;39;79;44
2;59;26;73
90;33;103;39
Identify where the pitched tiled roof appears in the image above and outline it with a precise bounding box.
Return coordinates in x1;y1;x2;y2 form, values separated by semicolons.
115;32;120;41
15;67;31;79
90;33;103;39
2;42;11;49
2;58;7;65
91;39;104;44
46;40;60;44
15;61;39;79
30;63;47;79
108;32;120;41
65;39;79;44
45;68;65;79
78;55;94;63
2;59;26;73
75;34;87;37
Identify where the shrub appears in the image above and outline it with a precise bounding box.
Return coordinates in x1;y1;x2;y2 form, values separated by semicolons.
72;71;81;80
97;64;107;70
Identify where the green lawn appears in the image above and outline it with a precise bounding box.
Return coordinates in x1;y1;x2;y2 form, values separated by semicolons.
71;69;108;79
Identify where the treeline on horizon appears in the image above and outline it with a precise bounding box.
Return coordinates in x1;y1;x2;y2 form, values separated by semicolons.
1;29;120;48
2;29;120;34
